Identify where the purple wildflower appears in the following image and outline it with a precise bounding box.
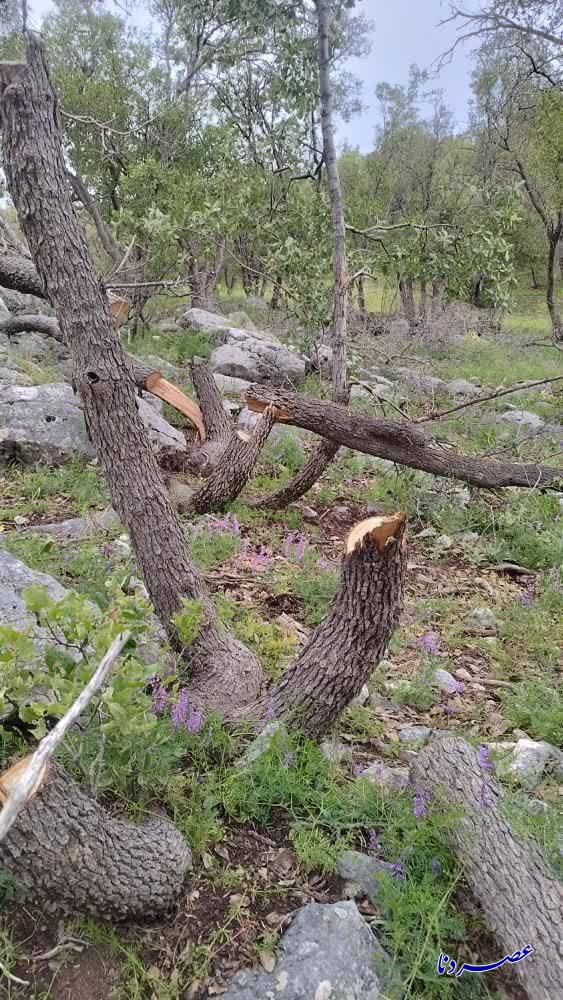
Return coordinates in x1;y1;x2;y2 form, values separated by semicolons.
294;533;307;562
478;745;492;771
187;708;203;734
413;790;429;819
416;632;440;656
238;537;250;561
266;705;275;720
171;688;189;729
368;829;378;851
441;704;457;715
283;531;295;560
520;586;534;607
352;763;365;777
151;681;168;716
318;557;332;571
251;545;273;571
391;860;405;880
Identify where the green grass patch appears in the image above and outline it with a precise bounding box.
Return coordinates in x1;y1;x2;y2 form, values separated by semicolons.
0;460;108;523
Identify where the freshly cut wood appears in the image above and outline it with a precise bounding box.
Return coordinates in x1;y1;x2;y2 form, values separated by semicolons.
145;372;206;441
246;385;561;489
411;736;563;1000
240;513;407;737
0;762;192;920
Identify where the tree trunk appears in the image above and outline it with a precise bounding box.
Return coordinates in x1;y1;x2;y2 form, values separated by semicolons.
241;514;406;738
357;274;367;322
411;736;563;1000
271;274;281;310
0;761;192;921
398;275;416;332
249;438;340;510
430;281;443;318
0;37;264;714
316;0;348;405
530;265;540;290
547;228;563;342
419;279;427;321
246;385;561;489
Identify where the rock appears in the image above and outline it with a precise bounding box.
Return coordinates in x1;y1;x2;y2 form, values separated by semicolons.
395;368;446;395
399;725;432;746
445;378;482;397
0;287;53;315
3;330;65;362
315;345;333;372
351;684;370;707
236;722;284;768
224;309;256;330
0;295;10;320
496;410;545;431
320;742;353;765
0;549;68;656
212;373;252;395
336;852;389;906
417;526;437;539
210;335;306;384
153;317;178;333
301;505;319;521
470;606;498;632
220;901;384;1000
16;510;120;541
0;383;186;466
434;534;453;551
0;365;33;387
508;739;554;788
434;668;463;694
139;354;181;382
361;762;409;791
454;667;473;683
179;308;235;333
350;382;395;402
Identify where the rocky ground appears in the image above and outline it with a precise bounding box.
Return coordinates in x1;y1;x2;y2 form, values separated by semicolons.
0;286;561;999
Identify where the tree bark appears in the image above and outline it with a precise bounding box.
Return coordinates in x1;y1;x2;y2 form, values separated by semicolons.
430;281;443;318
399;275;416;332
547;226;563;342
249;438;340;510
246;385;562;489
411;736;563;1000
241;514;407;738
67;168;122;266
419;279;427;321
0;37;264;713
0;761;192;921
357;274;367;327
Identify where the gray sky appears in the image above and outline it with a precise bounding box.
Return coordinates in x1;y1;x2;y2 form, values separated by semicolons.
28;0;477;152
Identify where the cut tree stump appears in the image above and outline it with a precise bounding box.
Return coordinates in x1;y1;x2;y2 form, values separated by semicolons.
0;760;192;921
411;735;563;1000
241;513;407;737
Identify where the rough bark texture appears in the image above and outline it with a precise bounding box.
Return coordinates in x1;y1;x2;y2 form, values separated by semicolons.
412;736;563;1000
0;311;59;339
246;386;562;489
241;514;407;738
399;276;416;332
0;37;263;712
0;762;192;920
0;249;45;297
547;227;563;342
249;438;340;510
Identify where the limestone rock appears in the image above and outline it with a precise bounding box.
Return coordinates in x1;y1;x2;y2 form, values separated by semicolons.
496;410;545;431
220;901;384;1000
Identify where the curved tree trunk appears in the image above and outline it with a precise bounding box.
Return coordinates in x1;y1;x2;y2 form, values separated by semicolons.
357;274;367;328
411;736;563;1000
547;228;563;342
241;514;407;738
249;438;340;510
0;761;192;921
246;385;561;489
0;37;264;712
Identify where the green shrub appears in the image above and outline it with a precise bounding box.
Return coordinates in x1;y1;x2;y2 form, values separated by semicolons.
502;680;563;746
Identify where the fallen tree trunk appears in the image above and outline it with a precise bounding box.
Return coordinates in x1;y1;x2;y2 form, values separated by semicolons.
411;736;563;1000
239;513;407;738
246;386;562;489
249;437;340;510
0;761;192;921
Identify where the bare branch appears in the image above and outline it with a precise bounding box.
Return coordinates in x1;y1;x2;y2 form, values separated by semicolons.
0;631;130;843
416;375;563;423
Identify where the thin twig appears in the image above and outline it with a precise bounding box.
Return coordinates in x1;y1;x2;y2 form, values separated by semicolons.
416;375;563;424
0;959;29;986
0;631;130;843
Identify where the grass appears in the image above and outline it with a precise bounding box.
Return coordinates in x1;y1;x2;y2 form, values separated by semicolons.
2;531;116;607
0;460;108;525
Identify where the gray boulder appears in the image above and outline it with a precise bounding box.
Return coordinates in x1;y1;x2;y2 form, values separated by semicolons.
0;287;53;315
0;295;10;320
445;378;481;397
496;410;545;431
213;373;252;395
1;330;66;362
153;317;178;333
0;364;33;387
223;309;256;330
0;383;186;466
220;902;382;1000
19;509;120;542
399;725;432;746
394;368;446;395
336;852;390;906
361;762;409;791
210;335;306;384
507;739;555;788
179;307;233;333
0;548;68;657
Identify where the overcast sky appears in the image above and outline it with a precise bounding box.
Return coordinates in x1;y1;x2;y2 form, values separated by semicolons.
28;0;477;152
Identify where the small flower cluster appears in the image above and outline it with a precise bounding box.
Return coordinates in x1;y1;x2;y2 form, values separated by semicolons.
250;544;274;571
412;789;431;819
151;679;169;715
282;530;308;562
206;512;241;535
416;632;441;656
169;687;203;733
519;584;534;607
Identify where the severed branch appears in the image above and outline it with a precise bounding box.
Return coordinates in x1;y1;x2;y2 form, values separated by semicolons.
246;384;562;489
0;631;130;843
